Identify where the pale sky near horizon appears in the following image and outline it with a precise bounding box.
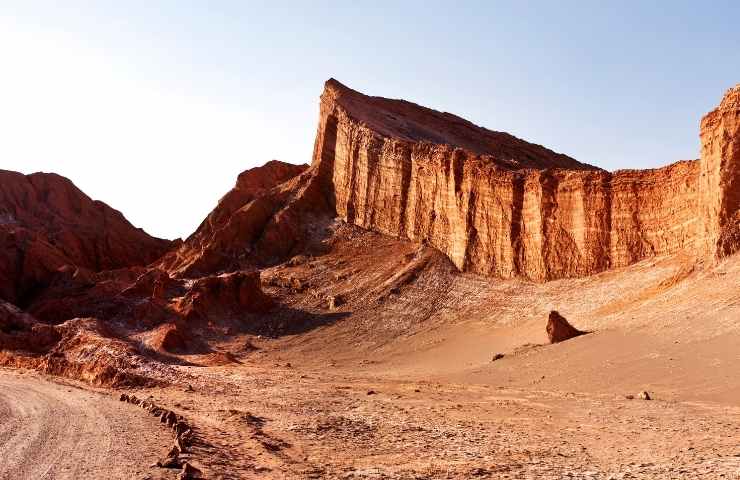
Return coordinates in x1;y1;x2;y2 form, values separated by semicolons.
1;1;739;240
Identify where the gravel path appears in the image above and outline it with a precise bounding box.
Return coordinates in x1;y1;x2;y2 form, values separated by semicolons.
0;369;174;480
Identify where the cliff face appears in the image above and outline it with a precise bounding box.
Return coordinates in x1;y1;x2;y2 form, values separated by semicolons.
0;170;173;304
699;85;740;258
157;80;738;282
311;80;737;280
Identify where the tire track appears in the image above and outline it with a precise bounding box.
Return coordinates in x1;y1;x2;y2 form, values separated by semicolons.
0;370;174;480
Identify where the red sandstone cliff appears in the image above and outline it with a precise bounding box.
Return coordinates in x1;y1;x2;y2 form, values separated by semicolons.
309;79;737;279
0;170;173;304
699;85;740;259
159;80;738;282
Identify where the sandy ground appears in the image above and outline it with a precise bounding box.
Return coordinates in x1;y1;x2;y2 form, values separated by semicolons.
127;358;740;479
4;226;740;479
119;243;740;479
0;368;177;480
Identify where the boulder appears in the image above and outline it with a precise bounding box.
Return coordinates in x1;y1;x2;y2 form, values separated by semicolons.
546;311;586;344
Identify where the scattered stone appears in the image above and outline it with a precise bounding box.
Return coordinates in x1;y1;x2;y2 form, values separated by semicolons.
625;394;635;400
491;353;505;362
179;462;202;479
367;390;377;395
639;391;652;400
157;446;182;469
119;393;129;402
184;384;194;392
327;294;344;310
174;421;189;436
175;435;188;454
546;311;587;344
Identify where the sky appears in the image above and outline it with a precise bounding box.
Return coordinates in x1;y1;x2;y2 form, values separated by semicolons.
1;2;739;240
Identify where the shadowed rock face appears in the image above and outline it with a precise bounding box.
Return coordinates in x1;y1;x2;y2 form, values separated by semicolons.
0;170;174;304
310;79;739;280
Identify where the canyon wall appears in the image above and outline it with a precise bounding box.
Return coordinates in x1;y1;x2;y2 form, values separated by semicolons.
311;80;738;280
699;85;740;259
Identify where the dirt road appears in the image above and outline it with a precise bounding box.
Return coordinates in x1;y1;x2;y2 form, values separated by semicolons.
0;369;174;480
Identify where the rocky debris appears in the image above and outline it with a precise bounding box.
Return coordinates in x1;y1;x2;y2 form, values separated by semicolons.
120;392;202;475
172;271;274;322
546;311;587;344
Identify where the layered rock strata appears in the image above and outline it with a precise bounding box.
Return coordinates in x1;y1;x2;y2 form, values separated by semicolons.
310;80;739;279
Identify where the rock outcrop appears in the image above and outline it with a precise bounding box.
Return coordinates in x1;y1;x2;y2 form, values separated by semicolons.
309;79;739;279
0;170;174;304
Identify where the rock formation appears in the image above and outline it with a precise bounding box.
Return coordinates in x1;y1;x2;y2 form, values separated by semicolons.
158;160;312;277
1;79;739;387
310;79;735;280
545;311;586;344
155;80;740;283
699;85;740;259
0;170;173;304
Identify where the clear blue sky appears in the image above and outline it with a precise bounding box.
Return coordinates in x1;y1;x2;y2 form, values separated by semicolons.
1;1;738;239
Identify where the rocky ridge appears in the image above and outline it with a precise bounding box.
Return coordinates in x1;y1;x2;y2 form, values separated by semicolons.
0;170;174;304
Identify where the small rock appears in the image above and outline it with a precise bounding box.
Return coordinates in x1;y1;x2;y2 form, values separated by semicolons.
327;295;344;310
546;311;587;344
160;410;170;423
179;462;202;479
491;353;505;362
119;393;129;402
174;421;189;436
367;390;377;395
157;446;182;469
639;391;652;400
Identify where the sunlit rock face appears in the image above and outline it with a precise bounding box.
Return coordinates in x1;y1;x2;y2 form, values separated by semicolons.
311;79;737;280
699;85;740;259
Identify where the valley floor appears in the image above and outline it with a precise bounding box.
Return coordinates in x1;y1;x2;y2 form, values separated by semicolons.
5;225;740;479
129;354;740;479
